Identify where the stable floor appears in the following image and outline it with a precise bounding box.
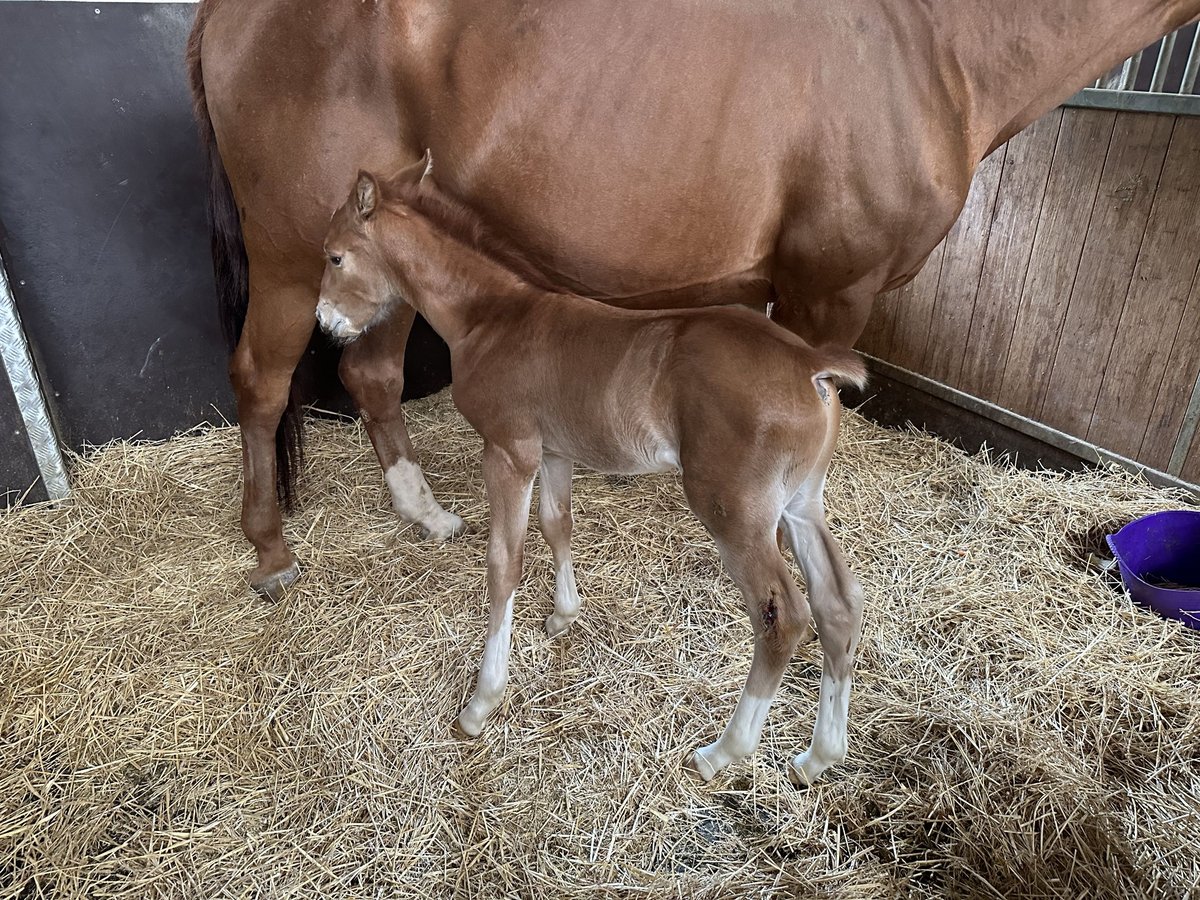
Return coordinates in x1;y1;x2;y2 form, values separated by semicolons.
2;392;1198;898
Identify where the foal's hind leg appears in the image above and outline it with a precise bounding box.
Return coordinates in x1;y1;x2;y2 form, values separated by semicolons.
779;489;864;786
538;453;580;638
339;308;466;540
689;531;813;781
680;465;814;781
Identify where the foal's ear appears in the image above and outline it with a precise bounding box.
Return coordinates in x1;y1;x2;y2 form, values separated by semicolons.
355;171;379;220
391;148;434;187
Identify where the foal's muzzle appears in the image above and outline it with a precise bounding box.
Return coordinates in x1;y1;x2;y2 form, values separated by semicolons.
315;298;362;343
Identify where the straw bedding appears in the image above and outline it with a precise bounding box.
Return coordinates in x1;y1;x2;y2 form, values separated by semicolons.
2;390;1198;899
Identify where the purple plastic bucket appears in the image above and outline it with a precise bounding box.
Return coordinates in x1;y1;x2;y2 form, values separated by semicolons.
1106;510;1200;630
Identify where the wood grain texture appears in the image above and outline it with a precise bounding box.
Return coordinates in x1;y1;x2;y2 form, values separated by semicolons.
1184;420;1200;484
1087;117;1200;461
958;111;1062;400
1138;267;1200;471
1039;113;1175;436
859;107;1200;481
996;108;1116;418
882;241;947;373
855;282;898;359
920;147;1006;386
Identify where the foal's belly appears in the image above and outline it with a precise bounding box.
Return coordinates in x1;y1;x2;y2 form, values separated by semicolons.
542;423;681;476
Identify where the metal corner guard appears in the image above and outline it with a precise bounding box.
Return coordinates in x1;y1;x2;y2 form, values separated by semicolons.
0;251;69;500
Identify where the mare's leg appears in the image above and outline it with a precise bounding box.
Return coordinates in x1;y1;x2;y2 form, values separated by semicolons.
457;441;540;736
338;307;466;540
778;487;864;786
230;278;317;598
538;453;580;638
682;471;813;781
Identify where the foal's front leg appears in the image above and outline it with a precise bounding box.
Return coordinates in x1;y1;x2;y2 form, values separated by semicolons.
457;442;539;737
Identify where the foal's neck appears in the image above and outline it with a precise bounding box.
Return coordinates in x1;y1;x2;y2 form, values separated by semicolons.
390;217;539;346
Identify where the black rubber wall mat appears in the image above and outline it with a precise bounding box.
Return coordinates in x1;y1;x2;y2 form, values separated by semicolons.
0;2;452;498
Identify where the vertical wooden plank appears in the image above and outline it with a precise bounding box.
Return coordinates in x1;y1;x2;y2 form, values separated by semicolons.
996;108;1116;418
885;241;947;373
855;287;898;358
1087;117;1200;460
958;110;1062;400
1183;422;1200;485
920;147;1006;387
1137;268;1200;470
1039;113;1175;436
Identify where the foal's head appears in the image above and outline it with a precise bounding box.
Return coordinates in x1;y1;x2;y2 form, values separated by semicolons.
317;154;556;344
315;157;432;344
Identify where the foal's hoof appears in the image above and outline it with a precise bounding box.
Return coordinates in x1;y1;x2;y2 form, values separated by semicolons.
455;709;485;738
544;614;572;639
786;754;822;789
250;560;301;601
686;747;721;783
421;511;469;542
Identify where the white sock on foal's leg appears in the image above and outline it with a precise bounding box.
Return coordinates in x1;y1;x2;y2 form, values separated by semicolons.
545;561;580;638
790;671;851;785
385;458;466;540
690;692;775;781
458;590;516;736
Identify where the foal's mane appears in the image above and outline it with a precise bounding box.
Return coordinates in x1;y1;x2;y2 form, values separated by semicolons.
384;178;561;293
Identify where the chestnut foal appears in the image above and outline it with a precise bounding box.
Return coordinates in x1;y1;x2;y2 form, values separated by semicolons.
316;164;867;785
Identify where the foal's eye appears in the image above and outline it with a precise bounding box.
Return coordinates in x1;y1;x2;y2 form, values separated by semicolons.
329;254;343;268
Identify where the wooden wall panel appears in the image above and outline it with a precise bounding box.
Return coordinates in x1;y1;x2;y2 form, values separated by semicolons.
1184;420;1200;484
958;112;1061;399
869;243;946;373
920;148;1006;385
861;106;1200;481
996;109;1116;418
1139;271;1200;470
1039;113;1175;436
1086;117;1200;460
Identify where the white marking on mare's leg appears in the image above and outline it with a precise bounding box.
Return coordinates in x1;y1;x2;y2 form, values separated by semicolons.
458;590;516;736
384;459;466;540
790;671;851;786
545;561;580;638
690;692;774;781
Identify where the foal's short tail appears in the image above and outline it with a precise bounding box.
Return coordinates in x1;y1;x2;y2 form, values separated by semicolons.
811;346;869;392
186;4;304;509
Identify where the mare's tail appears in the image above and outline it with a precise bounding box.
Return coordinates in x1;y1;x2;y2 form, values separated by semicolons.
186;4;303;509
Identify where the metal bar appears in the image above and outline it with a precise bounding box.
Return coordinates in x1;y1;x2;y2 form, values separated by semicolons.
1168;367;1200;476
1120;50;1145;91
1096;61;1123;90
1063;86;1200;116
863;356;1200;496
0;253;69;500
1150;32;1177;92
1183;26;1200;93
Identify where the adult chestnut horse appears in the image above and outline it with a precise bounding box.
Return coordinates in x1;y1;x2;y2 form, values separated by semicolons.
188;0;1200;595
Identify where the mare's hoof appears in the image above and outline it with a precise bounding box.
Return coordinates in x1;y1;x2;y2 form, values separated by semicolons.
686;747;720;783
250;560;301;601
421;512;469;542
